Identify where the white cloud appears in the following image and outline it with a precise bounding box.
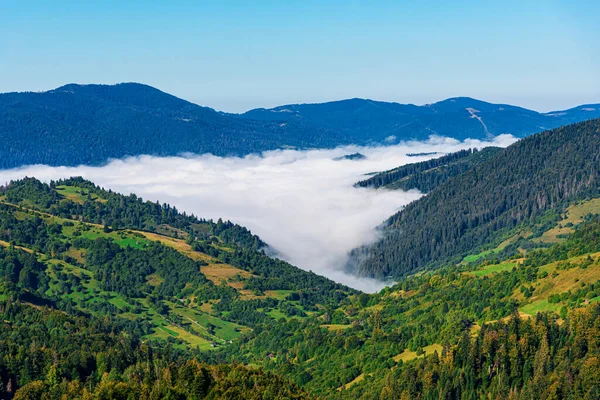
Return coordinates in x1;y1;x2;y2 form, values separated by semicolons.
0;134;517;292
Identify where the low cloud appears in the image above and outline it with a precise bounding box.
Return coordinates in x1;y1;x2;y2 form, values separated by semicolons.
0;134;517;292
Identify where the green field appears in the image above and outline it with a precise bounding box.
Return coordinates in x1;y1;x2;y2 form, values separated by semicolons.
393;344;443;363
520;299;561;316
167;302;247;341
61;224;151;249
461;235;520;264
267;309;288;320
55;185;106;204
471;261;516;277
322;324;351;331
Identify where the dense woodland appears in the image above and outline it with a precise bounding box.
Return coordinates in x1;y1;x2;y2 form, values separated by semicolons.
2;118;600;398
213;216;600;398
0;83;345;169
4;200;597;398
0;298;311;399
0;178;356;397
2;83;600;169
4;176;264;250
241;97;600;143
355;147;502;192
354;119;600;279
4;194;600;398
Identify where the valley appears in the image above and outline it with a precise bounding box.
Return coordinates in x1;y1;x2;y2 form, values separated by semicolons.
3;2;600;398
3;133;600;397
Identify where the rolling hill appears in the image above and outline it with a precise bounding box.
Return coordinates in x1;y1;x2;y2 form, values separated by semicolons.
1;83;599;169
0;177;353;397
355;147;502;192
351;118;600;279
3;175;600;398
239;97;600;143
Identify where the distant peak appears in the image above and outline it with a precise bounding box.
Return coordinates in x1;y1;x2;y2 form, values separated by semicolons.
52;82;158;93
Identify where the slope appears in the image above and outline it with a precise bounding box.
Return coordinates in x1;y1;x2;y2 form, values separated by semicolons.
0;296;311;399
0;178;354;352
355;147;502;192
240;96;600;143
219;216;600;398
0;83;346;169
352;118;600;279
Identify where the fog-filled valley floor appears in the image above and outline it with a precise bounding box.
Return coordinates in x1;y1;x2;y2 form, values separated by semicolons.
0;135;516;291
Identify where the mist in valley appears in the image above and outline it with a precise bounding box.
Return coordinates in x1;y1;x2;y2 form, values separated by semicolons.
0;135;517;291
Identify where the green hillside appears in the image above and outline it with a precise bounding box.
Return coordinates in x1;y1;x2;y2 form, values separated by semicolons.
353;119;600;279
355;147;502;192
0;178;353;397
3;148;600;398
220;214;600;398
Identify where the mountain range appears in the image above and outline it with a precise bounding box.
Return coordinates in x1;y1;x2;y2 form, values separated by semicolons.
1;82;599;169
3;117;600;397
239;97;600;142
2;114;600;397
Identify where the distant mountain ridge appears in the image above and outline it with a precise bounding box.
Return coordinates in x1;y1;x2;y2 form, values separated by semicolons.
239;96;600;142
1;82;599;169
0;83;347;169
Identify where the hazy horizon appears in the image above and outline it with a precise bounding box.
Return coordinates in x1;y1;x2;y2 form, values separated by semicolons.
3;81;599;115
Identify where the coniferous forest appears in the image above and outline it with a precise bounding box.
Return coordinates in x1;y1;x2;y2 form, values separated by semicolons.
353;119;600;279
4;2;600;398
1;119;600;399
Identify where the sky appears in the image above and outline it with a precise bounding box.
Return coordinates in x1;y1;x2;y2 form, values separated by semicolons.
0;135;517;291
1;0;599;112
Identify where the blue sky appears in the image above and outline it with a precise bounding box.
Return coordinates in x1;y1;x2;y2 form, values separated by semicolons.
1;0;599;112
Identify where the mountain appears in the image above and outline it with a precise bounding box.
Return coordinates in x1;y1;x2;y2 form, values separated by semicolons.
0;177;354;342
355;147;502;192
3;177;600;398
351;119;600;279
0;83;347;169
0;177;353;397
1;83;599;169
239;97;600;143
546;103;600;124
225;217;600;398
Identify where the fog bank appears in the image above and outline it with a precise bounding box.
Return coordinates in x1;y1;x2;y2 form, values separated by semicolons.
0;135;517;291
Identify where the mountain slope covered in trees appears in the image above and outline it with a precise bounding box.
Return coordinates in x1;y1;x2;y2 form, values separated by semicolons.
3;175;600;398
0;83;346;169
0;177;356;397
0;299;312;399
0;178;353;346
355;147;502;192
240;97;600;143
353;119;600;279
219;213;600;398
1;83;599;169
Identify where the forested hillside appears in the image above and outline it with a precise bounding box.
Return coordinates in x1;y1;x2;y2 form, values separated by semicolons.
353;119;600;279
0;298;311;399
240;97;600;143
0;83;345;169
355;147;501;192
1;84;599;169
3;176;600;398
219;215;600;398
0;177;354;397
